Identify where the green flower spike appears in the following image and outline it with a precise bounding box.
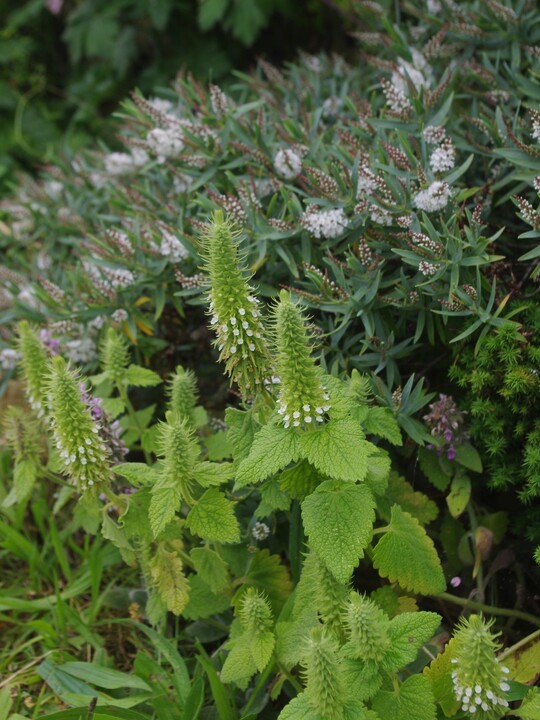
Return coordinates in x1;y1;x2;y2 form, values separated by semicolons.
17;321;49;419
274;291;330;430
101;327;130;384
342;592;391;661
239;587;273;635
450;614;510;717
303;626;345;720
201;210;272;397
157;412;199;505
47;356;111;492
168;365;198;425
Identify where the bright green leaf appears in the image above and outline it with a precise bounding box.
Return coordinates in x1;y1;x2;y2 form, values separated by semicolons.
186;488;239;543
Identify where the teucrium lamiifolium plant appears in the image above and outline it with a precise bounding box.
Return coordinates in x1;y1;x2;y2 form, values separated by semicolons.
4;213;540;717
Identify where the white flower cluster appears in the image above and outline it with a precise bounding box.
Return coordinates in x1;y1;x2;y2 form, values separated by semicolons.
84;262;136;297
111;309;128;323
322;95;342;117
104;148;148;176
533;176;540;192
532;114;540;142
430;138;456;173
146;125;184;162
392;49;433;95
210;295;262;359
414;181;452;212
302;207;348;239
274;148;303;180
451;659;510;715
357;165;378;197
423;125;446;144
369;205;392;226
418;260;441;276
252;522;271;541
0;348;21;371
148;97;174;114
277;387;330;429
65;338;98;364
160;230;188;263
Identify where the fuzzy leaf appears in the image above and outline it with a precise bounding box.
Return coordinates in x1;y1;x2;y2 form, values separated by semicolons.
236;549;293;616
205;430;233;460
363;407;402;445
302;480;375;582
256;478;291;517
453;442;482;473
183;575;230;620
377;473;438;525
186;488;239;543
220;635;257;687
149;547;190;616
251;630;275;671
372;505;446;595
299;418;369;482
364;446;391;495
149;485;182;537
113;462;159;486
275;605;319;669
516;688;540;719
278;694;317;720
225;407;256;465
382;611;441;671
278;460;320;500
341;659;382;702
124;364;162;387
372;674;436;720
195;461;235;487
236;422;300;488
101;397;125;419
13;459;37;502
190;547;229;594
101;513;137;566
422;638;461;717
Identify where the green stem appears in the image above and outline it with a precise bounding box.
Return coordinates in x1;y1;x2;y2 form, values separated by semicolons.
498;628;540;661
101;485;127;511
278;664;303;694
438;592;540;628
242;660;276;715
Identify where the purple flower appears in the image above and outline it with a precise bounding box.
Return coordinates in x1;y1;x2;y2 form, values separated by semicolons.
447;446;456;461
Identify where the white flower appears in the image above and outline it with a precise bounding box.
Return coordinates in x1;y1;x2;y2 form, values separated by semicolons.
146;126;184;162
357;166;378;196
414;181;452;212
0;348;21;371
392;49;433;95
302;207;348;239
274;149;303;180
322;95;342;117
104;149;148;176
532;118;540;142
160;230;188;263
369;205;393;225
427;0;442;12
66;338;98;364
419;260;441;276
173;173;193;194
148;97;174;114
252;522;271;541
423;125;446;144
430;139;455;173
111;309;128;323
45;180;64;199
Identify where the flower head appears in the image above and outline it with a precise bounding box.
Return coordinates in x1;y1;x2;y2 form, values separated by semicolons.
450;615;510;717
414;181;452;212
301;206;348;239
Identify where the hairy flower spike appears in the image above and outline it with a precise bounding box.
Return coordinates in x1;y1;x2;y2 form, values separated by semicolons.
201;211;272;397
303;627;345;720
274;292;329;430
168;365;199;425
157;414;199;505
47;356;111;492
17;321;50;419
342;592;391;661
239;588;273;634
450;615;510;717
101;328;130;383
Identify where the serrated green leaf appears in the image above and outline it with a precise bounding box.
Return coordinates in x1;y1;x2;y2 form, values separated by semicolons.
372;674;436;720
382;611;441;671
377;472;438;525
363;407;402;445
505;637;540;684
236;422;300;488
13;459;37;502
124;365;162;388
186;488;239;543
275;605;319;669
364;445;391;495
220;635;256;688
299;418;369;482
119;487;152;542
372;505;446;595
516;688;540;719
418;447;451;491
183;575;230;620
195;461;234;487
236;549;293;615
302;480;375;583
446;475;471;518
101;397;125;419
149;485;182;537
341;659;382;702
251;630;275;671
278;694;317;720
256;478;291;517
191;547;229;594
101;513;136;566
113;462;158;486
423;638;461;718
278;460;320;500
149;546;190;616
205;430;232;460
225;407;256;466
